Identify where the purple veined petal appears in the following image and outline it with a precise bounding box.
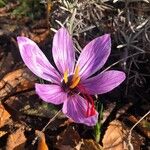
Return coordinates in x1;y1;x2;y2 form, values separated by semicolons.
62;94;98;126
76;34;111;80
52;27;75;75
81;70;126;95
17;36;61;84
35;83;67;105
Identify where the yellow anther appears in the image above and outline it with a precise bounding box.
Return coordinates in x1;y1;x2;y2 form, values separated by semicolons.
70;76;80;89
72;66;80;83
70;66;80;89
63;69;68;83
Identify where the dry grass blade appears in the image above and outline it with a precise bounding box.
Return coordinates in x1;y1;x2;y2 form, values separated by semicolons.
128;115;150;138
128;110;150;150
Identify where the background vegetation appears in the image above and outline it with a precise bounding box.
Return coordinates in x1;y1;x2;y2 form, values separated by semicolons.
0;0;149;149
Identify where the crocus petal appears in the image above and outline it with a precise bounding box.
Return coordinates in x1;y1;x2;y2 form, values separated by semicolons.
76;34;111;80
62;94;98;126
81;70;126;95
35;83;67;104
17;37;61;83
52;27;75;75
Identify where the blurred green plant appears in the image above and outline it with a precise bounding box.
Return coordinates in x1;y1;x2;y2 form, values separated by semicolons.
0;0;6;7
12;0;45;19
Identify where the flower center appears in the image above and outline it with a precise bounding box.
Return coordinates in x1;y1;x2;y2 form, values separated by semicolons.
62;66;96;117
62;66;81;93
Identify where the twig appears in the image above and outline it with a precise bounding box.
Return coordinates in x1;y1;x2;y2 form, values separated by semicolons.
128;110;150;150
101;52;145;73
42;110;62;132
32;110;62;145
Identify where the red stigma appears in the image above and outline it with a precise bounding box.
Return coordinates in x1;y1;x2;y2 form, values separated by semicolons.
77;84;96;117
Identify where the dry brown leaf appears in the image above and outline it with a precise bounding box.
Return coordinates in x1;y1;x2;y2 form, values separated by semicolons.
0;68;36;99
6;127;26;150
55;126;81;150
30;30;50;43
4;93;64;121
20;27;50;44
0;104;10;128
80;139;102;150
56;145;74;150
102;120;128;150
55;126;102;150
35;130;49;150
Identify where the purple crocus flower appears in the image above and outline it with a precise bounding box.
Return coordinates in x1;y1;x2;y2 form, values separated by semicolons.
17;27;125;126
